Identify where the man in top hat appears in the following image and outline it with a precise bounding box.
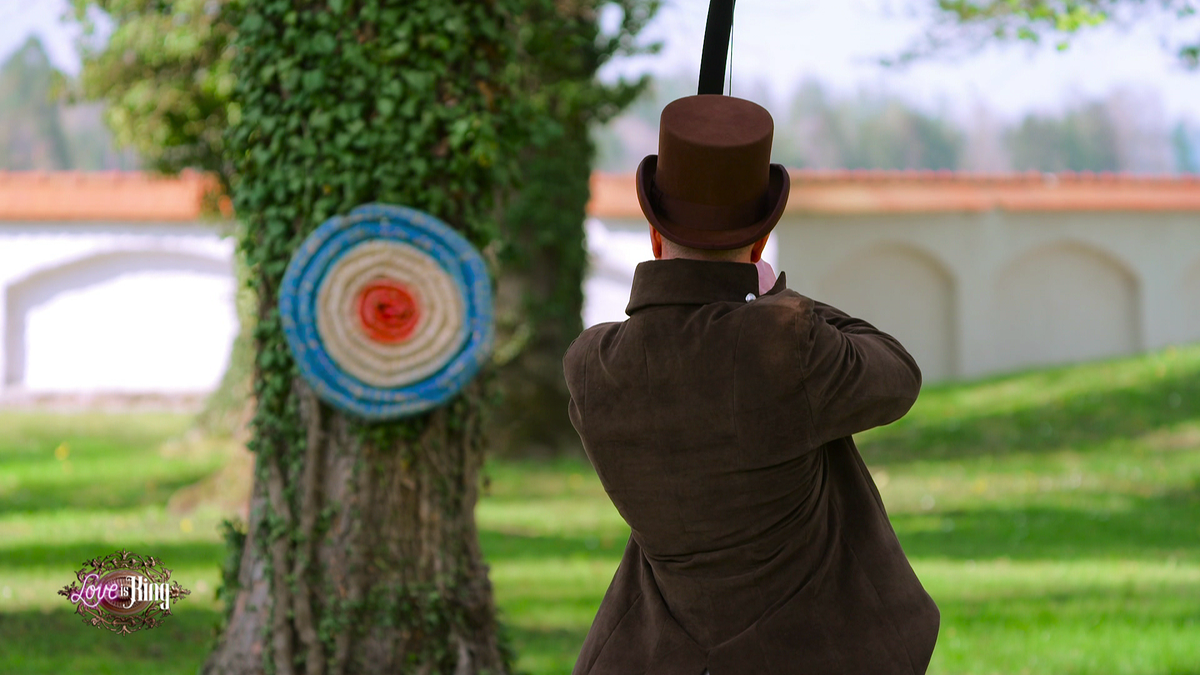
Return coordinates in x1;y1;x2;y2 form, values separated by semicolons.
562;95;940;674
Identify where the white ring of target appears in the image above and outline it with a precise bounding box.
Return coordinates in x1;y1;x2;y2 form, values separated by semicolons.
315;240;466;389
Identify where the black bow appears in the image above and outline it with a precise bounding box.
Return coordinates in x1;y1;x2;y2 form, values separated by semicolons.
697;0;736;95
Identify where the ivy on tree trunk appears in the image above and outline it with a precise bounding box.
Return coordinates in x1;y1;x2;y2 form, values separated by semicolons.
490;0;658;456
491;124;592;456
205;1;528;673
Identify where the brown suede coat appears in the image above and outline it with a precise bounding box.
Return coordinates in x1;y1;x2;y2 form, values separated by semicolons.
563;259;940;675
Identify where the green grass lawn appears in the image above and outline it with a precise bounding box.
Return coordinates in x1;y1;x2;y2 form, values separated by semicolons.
1;344;1198;674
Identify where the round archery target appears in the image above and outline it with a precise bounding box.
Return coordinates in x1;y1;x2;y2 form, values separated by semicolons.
316;240;466;388
279;204;493;419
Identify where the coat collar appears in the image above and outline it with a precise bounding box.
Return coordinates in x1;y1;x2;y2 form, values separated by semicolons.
625;258;789;315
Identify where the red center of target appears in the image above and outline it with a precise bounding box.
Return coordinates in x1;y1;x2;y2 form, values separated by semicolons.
356;279;421;343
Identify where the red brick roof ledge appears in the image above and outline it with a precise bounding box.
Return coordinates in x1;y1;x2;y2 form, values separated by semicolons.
4;170;1200;222
0;170;220;222
587;169;1200;217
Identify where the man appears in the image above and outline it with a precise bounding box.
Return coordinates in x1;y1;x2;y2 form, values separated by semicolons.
563;95;940;675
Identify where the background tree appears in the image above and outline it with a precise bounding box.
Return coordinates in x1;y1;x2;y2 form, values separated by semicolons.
590;72;693;170
202;2;532;673
593;75;965;172
490;0;659;456
911;1;1199;66
72;0;660;455
1173;120;1200;172
889;1;1199;174
72;0;234;188
72;0;250;440
774;81;963;171
0;38;72;170
1006;100;1121;172
0;36;133;171
68;0;661;668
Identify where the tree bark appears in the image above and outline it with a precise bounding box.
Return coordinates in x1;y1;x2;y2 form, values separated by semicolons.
205;379;508;675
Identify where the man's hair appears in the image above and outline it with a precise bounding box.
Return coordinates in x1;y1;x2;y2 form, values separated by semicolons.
661;236;753;262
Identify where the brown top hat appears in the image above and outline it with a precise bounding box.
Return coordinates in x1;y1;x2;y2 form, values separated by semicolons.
636;95;790;250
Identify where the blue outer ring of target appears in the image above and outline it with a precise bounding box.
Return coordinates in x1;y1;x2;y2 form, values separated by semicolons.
278;203;494;420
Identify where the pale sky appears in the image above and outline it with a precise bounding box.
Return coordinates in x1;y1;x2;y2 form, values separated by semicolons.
0;1;86;73
3;0;1198;125
598;0;1200;125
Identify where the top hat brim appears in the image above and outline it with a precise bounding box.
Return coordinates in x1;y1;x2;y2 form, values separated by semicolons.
635;155;790;251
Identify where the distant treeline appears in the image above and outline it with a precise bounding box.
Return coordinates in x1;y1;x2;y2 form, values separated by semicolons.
5;36;1198;176
0;38;137;171
594;74;1200;175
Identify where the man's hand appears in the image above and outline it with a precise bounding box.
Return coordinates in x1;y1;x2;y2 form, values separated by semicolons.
756;259;776;295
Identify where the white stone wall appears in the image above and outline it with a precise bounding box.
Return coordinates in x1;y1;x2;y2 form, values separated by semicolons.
0;222;238;395
2;209;1195;395
585;211;1200;382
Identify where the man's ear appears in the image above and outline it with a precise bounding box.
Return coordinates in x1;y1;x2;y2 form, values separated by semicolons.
649;225;664;260
749;233;770;263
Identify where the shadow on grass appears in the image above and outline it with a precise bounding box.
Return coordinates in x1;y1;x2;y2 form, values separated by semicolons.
479;529;627;563
2;466;221;515
861;364;1200;464
0;411;190;451
936;581;1200;622
0;609;589;675
0;540;226;573
895;486;1200;562
0;606;221;675
503;625;585;675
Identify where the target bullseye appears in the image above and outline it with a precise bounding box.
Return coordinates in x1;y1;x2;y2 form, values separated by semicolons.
279;204;493;419
357;280;420;343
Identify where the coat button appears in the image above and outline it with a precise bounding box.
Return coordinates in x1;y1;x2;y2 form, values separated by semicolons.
745;293;756;302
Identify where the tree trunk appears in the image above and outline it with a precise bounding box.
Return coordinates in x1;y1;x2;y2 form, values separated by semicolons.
205;379;509;675
487;0;659;458
205;1;527;672
491;123;592;457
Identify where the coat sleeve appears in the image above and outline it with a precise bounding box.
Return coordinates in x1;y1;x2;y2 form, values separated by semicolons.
563;334;587;439
799;299;922;447
563;326;606;440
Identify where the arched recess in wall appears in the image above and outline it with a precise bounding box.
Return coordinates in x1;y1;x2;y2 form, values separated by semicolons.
1182;258;1200;345
991;241;1139;373
4;250;237;392
816;243;957;382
